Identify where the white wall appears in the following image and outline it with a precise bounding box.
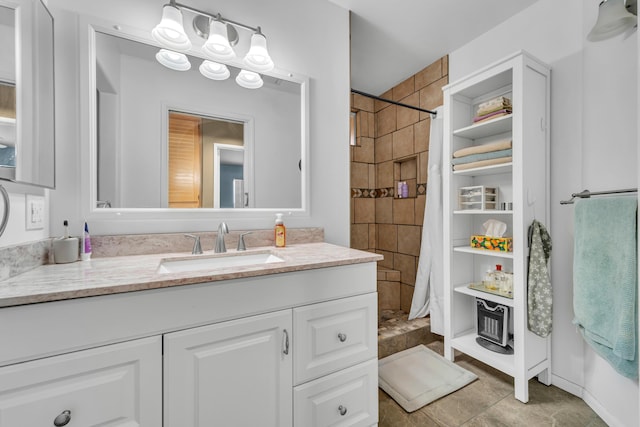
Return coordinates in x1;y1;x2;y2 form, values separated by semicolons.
450;1;638;426
47;0;350;245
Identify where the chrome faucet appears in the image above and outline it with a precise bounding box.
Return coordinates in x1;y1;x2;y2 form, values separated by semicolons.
214;222;229;253
237;232;252;251
184;234;202;255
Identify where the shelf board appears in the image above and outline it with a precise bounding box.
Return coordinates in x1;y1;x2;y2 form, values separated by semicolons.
454;209;512;215
453;284;514;307
450;330;514;376
452;115;512;139
453;162;512;176
453;246;514;259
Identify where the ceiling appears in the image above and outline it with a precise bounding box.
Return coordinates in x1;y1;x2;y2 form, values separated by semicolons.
328;0;541;95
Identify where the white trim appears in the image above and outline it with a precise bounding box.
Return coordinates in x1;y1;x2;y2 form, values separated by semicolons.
213;143;245;209
582;388;627;427
552;374;628;427
550;374;583;398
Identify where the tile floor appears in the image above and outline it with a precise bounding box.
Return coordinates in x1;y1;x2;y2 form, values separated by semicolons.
378;311;607;427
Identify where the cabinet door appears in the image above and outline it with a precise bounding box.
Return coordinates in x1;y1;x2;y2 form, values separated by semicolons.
294;293;377;384
294;359;378;427
0;336;162;427
164;310;293;427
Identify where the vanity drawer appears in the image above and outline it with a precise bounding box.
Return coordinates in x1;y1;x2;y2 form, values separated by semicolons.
294;358;378;427
293;292;377;384
0;336;161;427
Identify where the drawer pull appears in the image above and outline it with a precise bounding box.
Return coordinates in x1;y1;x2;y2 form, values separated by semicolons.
283;329;290;355
338;405;348;416
338;333;347;342
53;410;72;426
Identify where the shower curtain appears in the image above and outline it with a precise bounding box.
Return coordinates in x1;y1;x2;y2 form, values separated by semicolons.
409;106;444;335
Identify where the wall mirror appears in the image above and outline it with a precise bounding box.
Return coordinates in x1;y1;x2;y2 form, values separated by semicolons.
0;0;55;189
91;28;308;212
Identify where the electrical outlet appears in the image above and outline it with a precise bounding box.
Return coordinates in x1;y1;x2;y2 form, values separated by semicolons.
25;195;44;230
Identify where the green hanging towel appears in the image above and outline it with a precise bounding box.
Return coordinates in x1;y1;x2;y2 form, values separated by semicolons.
527;220;553;337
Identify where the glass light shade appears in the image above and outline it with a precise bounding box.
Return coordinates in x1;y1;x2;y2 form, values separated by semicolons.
199;60;230;80
203;20;236;61
236;69;263;89
155;49;191;71
588;0;637;41
151;5;192;52
243;32;274;72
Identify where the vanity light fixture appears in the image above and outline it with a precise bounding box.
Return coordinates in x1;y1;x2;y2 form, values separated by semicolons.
243;29;274;72
151;4;192;51
151;0;274;88
588;0;637;41
199;60;230;80
236;69;263;89
155;49;191;71
202;16;236;61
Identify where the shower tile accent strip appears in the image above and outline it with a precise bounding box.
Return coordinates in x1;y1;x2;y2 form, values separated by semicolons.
351;184;426;199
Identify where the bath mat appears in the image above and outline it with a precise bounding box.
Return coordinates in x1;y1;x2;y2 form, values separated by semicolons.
378;344;477;412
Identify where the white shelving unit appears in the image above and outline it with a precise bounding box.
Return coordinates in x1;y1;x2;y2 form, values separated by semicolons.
442;51;551;403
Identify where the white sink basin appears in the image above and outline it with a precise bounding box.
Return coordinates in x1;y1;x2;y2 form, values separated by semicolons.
157;251;284;274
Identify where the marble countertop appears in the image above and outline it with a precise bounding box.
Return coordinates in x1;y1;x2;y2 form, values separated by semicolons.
0;243;382;308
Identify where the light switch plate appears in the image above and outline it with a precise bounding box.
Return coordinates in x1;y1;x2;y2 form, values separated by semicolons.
25;195;44;230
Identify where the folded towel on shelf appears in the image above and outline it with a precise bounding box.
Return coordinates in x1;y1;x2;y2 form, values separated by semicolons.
573;197;638;379
477;96;511;114
453;139;512;158
473;109;512;123
476;105;510;117
451;149;512;166
452;156;512;171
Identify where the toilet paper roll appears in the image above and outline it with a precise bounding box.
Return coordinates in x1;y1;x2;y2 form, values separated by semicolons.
53;237;79;264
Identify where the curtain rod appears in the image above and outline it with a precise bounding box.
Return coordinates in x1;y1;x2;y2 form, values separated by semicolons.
351;88;438;117
560;188;638;205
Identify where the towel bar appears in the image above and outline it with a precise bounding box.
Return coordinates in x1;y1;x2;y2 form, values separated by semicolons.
560;188;637;205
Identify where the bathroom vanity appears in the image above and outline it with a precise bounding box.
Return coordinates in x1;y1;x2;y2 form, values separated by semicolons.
0;243;380;426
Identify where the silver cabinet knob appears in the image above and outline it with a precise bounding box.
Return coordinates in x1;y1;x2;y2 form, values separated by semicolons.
338;405;347;416
54;410;72;426
338;333;347;342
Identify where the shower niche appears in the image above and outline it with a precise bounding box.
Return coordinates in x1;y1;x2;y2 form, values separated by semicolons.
442;51;551;404
393;155;417;199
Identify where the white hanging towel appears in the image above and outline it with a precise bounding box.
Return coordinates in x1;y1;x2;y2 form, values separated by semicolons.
409;106;444;336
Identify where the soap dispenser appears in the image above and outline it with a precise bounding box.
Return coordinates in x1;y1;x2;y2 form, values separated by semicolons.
274;213;286;247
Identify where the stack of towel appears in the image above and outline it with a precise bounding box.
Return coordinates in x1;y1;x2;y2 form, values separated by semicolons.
473;96;512;124
452;139;512;171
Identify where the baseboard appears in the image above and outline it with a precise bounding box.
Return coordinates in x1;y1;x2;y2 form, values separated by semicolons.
550;374;582;397
581;389;626;427
551;374;625;427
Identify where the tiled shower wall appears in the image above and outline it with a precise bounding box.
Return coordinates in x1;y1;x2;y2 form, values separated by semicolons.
350;56;449;313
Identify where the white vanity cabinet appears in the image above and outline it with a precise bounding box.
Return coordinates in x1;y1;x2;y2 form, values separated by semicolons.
0;337;162;426
0;261;379;427
293;293;378;427
164;310;293;427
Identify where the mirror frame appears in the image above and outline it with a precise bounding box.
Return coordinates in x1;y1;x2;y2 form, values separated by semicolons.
79;17;310;226
0;0;56;189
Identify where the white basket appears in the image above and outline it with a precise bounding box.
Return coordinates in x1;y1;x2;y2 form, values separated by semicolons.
458;185;498;210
